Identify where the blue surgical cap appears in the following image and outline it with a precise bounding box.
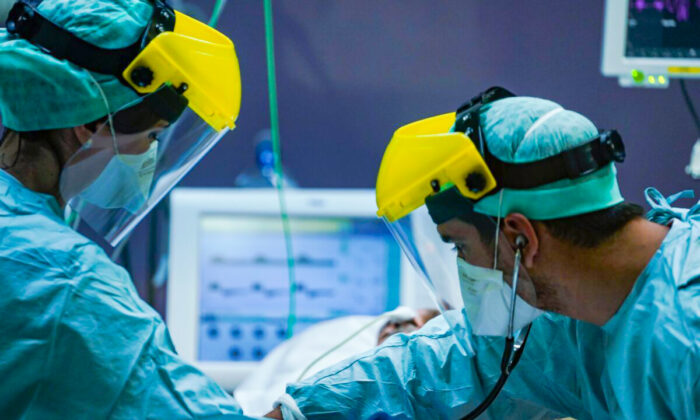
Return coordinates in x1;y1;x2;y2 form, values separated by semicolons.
0;0;153;131
473;96;624;219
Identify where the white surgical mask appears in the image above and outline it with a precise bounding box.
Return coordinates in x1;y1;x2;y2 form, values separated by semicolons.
78;141;158;214
457;256;542;336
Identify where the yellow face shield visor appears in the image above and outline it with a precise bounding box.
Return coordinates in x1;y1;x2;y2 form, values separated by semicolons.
376;85;626;224
123;10;241;131
7;0;241;132
375;112;497;222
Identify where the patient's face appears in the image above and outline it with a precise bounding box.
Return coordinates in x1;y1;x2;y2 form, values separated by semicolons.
377;309;440;345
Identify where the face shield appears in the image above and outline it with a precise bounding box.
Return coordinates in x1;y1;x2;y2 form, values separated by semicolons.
60;90;227;245
382;191;542;340
376;111;542;338
7;0;241;245
376;109;542;419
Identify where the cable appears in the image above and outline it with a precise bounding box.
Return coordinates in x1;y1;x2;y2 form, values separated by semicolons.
297;315;386;382
208;0;227;28
679;79;700;137
264;0;297;338
461;325;532;420
297;307;418;381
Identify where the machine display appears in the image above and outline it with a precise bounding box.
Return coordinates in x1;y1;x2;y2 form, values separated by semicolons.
601;0;700;87
196;215;400;362
166;188;432;390
626;0;700;59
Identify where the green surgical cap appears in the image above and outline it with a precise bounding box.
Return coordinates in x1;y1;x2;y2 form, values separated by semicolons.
0;0;153;131
472;97;624;219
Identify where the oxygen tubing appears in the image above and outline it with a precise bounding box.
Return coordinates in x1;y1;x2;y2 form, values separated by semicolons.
264;0;297;338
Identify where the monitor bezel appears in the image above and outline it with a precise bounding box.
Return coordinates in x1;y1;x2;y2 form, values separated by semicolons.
167;188;431;390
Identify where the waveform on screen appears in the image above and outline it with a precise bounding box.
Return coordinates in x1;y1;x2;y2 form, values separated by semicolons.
632;0;700;22
208;281;334;299
210;254;335;268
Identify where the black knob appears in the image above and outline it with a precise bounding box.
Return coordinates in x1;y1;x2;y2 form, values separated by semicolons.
176;83;189;94
601;130;626;163
130;66;154;87
466;172;486;193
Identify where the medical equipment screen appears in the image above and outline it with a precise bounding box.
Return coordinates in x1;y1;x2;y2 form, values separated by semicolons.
197;215;402;362
626;1;700;58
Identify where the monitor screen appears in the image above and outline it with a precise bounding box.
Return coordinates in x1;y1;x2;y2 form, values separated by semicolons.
626;0;700;59
196;214;402;362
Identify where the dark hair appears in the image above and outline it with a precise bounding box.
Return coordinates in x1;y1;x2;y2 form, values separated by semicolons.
1;116;107;169
466;201;644;249
0;127;67;169
538;202;644;248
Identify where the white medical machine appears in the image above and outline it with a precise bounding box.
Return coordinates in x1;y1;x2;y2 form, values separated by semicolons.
602;0;700;88
167;188;437;390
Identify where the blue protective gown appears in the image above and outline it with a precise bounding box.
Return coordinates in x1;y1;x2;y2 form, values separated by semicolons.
285;190;700;419
0;170;254;419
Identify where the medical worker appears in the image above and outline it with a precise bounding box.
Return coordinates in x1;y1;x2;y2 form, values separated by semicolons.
270;88;700;419
0;0;257;417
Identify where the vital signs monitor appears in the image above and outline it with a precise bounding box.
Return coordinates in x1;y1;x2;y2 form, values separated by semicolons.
166;189;433;390
602;0;700;87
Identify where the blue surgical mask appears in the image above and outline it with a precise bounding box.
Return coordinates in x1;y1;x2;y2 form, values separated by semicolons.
78;141;158;214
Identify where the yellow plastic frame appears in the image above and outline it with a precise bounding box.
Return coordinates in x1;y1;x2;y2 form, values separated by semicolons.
123;11;241;131
375;113;497;222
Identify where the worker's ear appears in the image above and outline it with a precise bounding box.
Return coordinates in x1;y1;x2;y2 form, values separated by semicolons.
501;213;539;269
71;124;96;146
71;118;107;146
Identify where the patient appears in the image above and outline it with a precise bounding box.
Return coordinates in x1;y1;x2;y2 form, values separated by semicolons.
235;308;440;416
377;308;440;344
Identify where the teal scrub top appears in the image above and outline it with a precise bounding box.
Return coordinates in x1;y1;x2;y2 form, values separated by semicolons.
286;190;700;419
0;170;254;419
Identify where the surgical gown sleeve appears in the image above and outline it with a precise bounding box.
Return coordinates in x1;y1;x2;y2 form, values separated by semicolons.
49;267;244;418
2;244;246;419
0;170;250;419
285;311;588;419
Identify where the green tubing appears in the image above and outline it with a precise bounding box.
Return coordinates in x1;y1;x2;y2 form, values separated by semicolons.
208;0;227;28
263;0;297;338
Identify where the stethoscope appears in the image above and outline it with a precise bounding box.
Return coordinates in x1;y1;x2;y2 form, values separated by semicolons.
461;236;533;420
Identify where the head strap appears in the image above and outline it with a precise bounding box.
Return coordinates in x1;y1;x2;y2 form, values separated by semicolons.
453;86;625;191
5;0;175;81
5;0;186;128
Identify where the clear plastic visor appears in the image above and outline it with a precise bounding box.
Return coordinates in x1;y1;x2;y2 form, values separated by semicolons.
382;204;541;349
60;95;228;246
